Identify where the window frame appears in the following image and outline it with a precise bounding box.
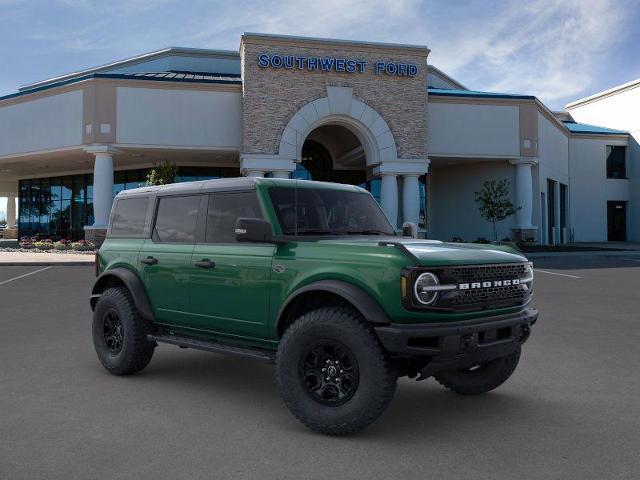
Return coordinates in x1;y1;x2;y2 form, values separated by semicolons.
199;190;267;246
606;145;627;179
150;193;206;245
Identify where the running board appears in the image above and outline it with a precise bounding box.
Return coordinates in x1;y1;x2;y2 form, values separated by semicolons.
148;333;276;363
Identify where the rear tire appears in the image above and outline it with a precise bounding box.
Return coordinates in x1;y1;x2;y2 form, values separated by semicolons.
275;307;397;435
92;287;155;375
434;347;521;395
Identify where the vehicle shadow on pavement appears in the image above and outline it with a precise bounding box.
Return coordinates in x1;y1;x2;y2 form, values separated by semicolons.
111;348;573;440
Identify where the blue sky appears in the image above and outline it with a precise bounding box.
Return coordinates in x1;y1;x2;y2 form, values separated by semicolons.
1;0;640;215
1;0;639;108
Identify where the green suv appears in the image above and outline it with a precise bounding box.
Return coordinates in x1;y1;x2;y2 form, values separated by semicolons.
91;177;538;435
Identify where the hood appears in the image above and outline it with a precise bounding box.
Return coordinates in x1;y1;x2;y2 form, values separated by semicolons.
399;240;527;266
315;237;527;266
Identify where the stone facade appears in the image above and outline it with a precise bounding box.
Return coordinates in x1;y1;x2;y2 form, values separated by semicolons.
240;34;429;161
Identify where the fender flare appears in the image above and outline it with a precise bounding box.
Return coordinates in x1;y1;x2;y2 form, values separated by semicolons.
90;267;155;322
275;279;391;336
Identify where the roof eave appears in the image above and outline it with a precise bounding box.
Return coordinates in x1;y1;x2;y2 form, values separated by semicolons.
565;78;640;109
19;46;240;93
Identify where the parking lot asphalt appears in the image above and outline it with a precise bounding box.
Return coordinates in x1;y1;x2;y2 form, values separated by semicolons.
1;257;639;480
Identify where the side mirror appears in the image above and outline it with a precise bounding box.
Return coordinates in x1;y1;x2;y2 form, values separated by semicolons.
402;222;418;239
235;217;274;243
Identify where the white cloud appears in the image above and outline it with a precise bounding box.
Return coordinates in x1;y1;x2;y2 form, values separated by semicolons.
426;0;628;107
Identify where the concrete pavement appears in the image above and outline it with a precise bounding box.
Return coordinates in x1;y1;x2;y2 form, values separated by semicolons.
1;258;639;479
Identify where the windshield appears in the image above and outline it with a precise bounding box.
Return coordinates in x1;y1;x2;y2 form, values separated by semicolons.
268;186;395;236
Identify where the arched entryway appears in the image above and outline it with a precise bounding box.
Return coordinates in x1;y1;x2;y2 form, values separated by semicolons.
260;86;428;229
295;123;385;208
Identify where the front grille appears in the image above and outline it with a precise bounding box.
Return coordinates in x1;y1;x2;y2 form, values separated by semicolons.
450;263;527;283
445;284;528;307
408;263;532;312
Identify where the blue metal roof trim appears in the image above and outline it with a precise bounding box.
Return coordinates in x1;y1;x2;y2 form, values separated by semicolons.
562;121;628;135
0;72;242;102
427;87;535;100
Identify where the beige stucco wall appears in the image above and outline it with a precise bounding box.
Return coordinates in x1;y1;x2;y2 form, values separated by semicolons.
240;35;428;160
428;161;517;241
115;86;242;148
427;101;520;157
0;90;83;157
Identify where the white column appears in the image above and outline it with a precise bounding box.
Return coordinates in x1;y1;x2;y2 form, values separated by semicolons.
91;151;114;228
402;174;420;225
6;195;17;229
511;159;536;228
380;174;398;227
246;170;265;178
271;171;290;179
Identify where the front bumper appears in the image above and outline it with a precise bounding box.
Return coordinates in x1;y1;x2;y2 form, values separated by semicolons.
375;308;538;378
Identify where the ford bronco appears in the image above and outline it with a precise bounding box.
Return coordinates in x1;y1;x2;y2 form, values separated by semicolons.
90;177;537;435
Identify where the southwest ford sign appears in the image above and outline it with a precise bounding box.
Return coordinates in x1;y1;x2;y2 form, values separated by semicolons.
257;54;418;77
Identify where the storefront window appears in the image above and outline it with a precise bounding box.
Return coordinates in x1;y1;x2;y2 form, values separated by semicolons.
18;166;238;240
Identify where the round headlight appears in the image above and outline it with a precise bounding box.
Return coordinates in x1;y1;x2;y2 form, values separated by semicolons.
414;272;440;305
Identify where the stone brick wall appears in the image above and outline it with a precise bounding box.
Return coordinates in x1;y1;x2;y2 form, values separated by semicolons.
240;35;429;160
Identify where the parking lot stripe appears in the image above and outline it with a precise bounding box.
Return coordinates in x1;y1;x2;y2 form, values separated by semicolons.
534;269;581;279
0;266;52;286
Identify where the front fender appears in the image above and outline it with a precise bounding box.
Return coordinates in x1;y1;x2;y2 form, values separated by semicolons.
275;279;391;335
90;267;154;322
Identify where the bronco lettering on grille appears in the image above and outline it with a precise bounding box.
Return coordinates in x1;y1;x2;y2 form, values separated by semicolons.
458;279;521;290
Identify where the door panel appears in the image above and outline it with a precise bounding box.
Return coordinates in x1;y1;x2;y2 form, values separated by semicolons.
189;244;274;337
139;194;201;327
139;239;194;326
188;191;274;339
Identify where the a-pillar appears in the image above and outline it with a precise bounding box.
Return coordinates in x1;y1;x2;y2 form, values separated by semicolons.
509;157;538;242
84;145;118;246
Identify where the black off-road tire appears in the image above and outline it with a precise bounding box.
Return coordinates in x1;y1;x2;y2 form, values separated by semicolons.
275;307;397;435
92;287;155;375
434;347;521;395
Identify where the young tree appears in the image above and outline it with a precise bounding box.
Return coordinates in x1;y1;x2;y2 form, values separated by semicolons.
474;179;520;242
146;161;178;186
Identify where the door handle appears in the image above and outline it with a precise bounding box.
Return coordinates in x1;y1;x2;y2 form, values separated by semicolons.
140;256;158;265
194;259;215;269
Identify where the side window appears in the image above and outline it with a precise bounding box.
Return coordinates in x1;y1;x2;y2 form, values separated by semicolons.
205;192;263;243
110;197;148;237
153;195;200;243
606;145;626;179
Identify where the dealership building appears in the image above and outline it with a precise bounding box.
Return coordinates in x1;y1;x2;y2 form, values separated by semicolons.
0;33;637;244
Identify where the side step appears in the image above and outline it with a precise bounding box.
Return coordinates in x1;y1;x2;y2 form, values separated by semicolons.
148;333;276;364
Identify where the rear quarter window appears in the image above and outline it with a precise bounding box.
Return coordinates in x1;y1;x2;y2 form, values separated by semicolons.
153;195;201;243
110;197;149;237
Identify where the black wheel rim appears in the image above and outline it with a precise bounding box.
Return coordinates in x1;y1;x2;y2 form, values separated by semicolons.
103;309;123;355
300;340;359;406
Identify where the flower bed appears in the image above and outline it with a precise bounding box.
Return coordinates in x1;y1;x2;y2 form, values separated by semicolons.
11;237;97;254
